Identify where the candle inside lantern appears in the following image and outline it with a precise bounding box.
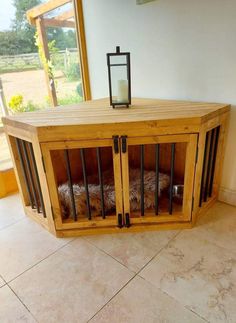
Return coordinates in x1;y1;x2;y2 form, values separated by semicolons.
117;79;128;102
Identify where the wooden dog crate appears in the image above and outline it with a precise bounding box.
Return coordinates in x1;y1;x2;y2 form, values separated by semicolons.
2;98;230;237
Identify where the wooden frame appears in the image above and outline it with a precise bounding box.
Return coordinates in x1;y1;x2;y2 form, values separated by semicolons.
121;134;198;225
2;98;230;237
27;0;91;106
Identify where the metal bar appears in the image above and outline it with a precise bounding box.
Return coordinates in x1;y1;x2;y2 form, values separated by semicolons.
140;145;145;216
155;144;160;215
199;131;209;207
15;138;34;208
64;149;77;221
21;140;39;212
209;126;220;197
169;143;175;215
28;143;46;217
96;147;105;218
204;129;215;201
80;148;91;220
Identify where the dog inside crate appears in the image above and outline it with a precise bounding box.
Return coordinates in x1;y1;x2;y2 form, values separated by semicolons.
55;143;186;220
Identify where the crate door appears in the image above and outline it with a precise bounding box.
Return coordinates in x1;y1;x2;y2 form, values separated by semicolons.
121;134;198;226
41;139;123;230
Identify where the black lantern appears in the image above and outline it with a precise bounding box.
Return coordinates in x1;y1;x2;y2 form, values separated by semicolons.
107;46;131;108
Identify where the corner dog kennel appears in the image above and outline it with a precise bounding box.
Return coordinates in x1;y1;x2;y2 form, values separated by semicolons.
2;98;230;237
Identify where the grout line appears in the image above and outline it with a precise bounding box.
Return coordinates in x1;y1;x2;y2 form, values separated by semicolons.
7;284;39;323
82;236;137;274
0;217;25;232
86;230;182;322
87;274;137;322
7;237;77;285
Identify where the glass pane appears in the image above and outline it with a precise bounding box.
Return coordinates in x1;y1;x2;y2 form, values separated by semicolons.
51;146;116;222
128;142;187;217
110;55;127;65
44;1;83;106
110;65;129;103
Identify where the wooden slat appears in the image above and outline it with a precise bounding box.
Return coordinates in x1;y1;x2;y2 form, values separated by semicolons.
27;0;71;25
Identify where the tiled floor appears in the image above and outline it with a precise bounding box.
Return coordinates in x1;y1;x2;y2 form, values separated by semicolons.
0;194;235;323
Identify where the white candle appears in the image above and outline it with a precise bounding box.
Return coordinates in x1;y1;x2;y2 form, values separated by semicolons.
117;79;128;102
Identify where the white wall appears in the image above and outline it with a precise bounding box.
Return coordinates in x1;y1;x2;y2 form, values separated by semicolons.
82;0;236;203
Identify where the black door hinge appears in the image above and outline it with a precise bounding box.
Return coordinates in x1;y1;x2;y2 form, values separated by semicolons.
121;135;127;153
42;156;46;173
117;213;123;228
125;213;130;228
113;135;119;154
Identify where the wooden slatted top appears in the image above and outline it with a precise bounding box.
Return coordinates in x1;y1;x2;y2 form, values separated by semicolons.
2;98;230;130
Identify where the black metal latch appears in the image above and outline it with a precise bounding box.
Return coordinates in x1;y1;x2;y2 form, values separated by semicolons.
118;213;123;228
113;135;119;154
125;213;130;227
121;135;127;153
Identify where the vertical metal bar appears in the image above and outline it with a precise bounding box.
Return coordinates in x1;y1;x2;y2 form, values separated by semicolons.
204;129;215;201
155;144;160;215
96;147;105;218
140;145;145;216
209;126;220;197
199;132;209;207
64;149;77;221
15;138;34;209
21;140;39;213
28;143;46;217
80;148;91;220
169;143;175;215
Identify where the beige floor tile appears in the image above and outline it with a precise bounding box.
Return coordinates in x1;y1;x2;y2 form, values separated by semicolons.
9;238;134;323
91;276;205;323
0;194;25;230
195;202;236;252
85;230;178;272
0;285;36;323
0;218;72;282
140;229;236;323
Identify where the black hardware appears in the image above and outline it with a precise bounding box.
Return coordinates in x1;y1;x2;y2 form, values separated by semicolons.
199;132;209;207
21;140;39;213
125;213;130;228
204;129;215;202
96;147;105;218
80;148;92;220
155;144;160;215
28;143;46;217
209;126;220;197
15;138;34;209
64;149;77;221
169;143;175;215
118;213;123;228
113;135;119;154
121;135;127;153
140;145;145;216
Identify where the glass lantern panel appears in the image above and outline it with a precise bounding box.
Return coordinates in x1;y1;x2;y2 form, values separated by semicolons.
110;65;129;104
110;55;127;66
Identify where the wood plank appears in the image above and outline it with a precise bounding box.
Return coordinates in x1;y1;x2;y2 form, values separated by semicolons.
27;0;71;25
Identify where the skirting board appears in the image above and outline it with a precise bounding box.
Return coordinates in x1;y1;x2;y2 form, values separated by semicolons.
218;187;236;206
